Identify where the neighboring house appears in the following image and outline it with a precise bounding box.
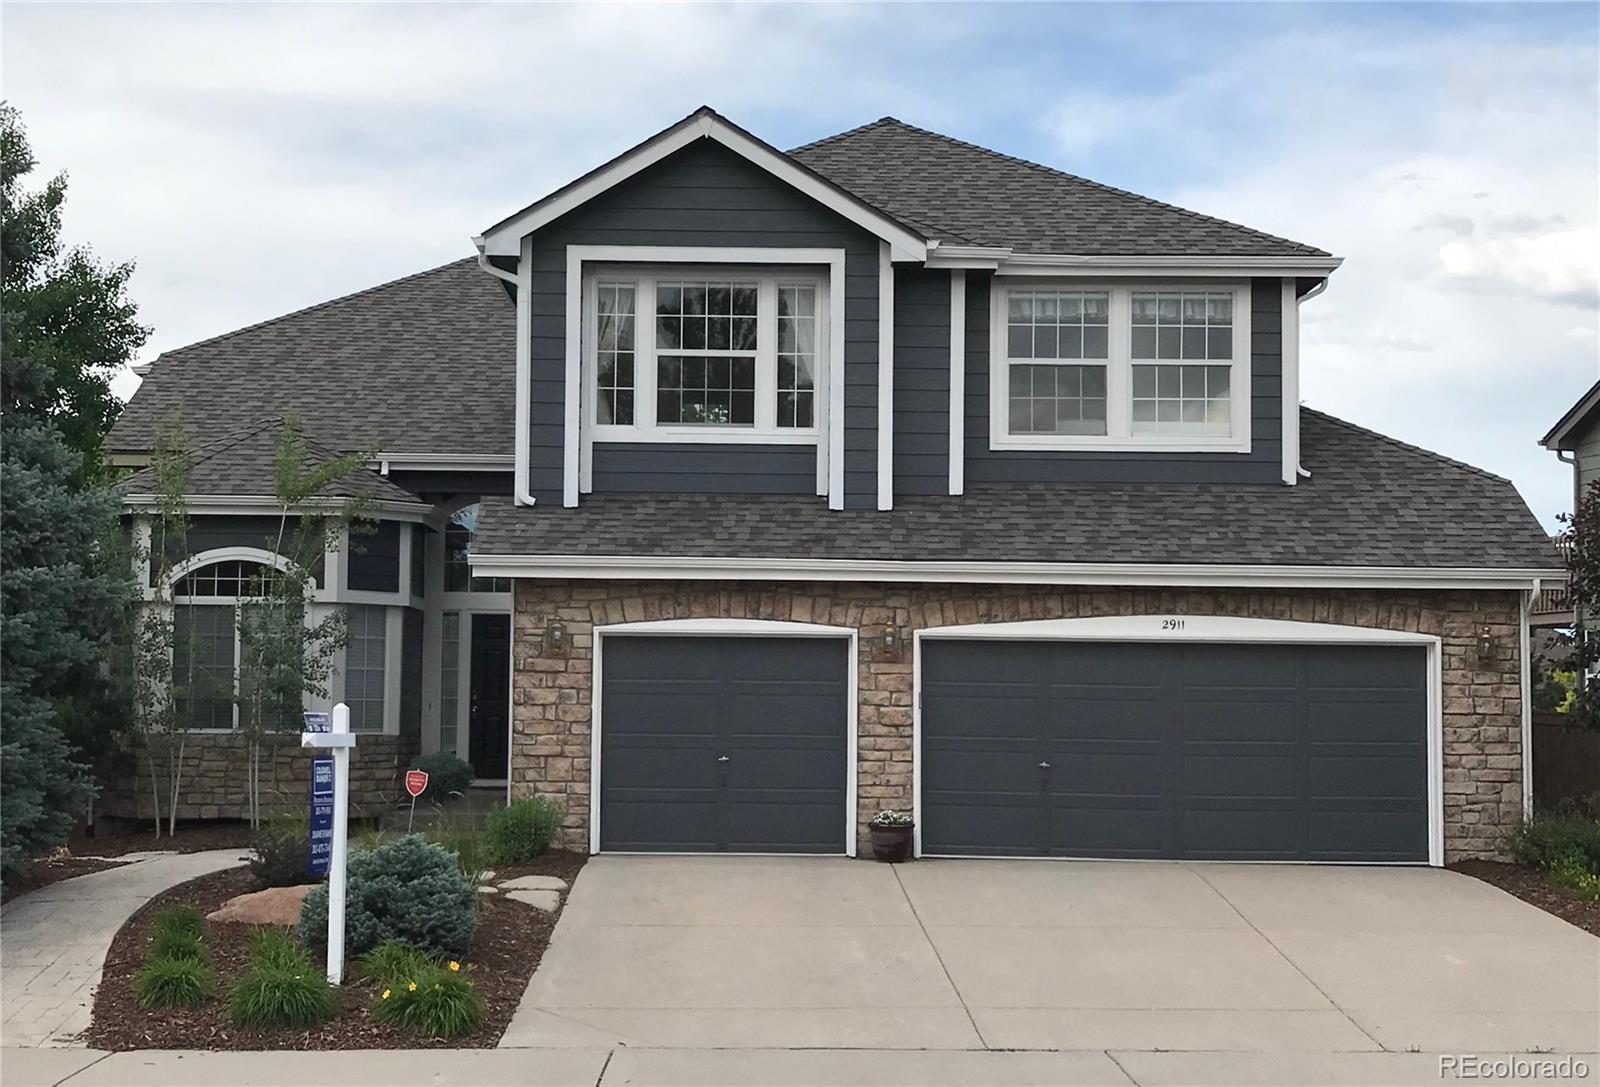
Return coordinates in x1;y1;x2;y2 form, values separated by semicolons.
106;107;1559;863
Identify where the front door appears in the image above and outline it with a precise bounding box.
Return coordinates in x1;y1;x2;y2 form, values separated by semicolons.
468;613;510;781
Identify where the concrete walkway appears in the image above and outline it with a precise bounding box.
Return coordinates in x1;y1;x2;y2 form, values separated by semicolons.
1;849;248;1047
4;1046;1598;1086
507;856;1600;1055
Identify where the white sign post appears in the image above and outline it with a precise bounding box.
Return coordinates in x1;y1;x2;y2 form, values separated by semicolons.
301;702;355;984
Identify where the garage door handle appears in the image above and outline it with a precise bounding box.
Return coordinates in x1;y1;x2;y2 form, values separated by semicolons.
716;755;730;763
1038;761;1051;769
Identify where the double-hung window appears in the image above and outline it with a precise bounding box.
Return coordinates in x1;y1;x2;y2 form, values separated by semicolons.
991;283;1250;452
588;268;825;443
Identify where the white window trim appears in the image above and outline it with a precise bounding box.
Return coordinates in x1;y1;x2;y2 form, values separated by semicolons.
988;281;1252;454
564;246;846;509
912;615;1444;867
590;618;859;857
583;265;827;447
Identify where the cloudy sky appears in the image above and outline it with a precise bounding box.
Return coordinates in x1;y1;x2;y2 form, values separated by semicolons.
5;2;1596;527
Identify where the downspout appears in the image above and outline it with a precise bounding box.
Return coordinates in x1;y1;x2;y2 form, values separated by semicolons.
1293;278;1329;481
1522;579;1536;821
473;239;536;507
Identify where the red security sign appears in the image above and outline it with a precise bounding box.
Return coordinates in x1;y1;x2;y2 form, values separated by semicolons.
404;770;429;798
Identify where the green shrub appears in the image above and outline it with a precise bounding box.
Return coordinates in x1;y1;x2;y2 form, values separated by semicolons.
298;834;476;958
483;797;562;865
150;904;205;942
148;906;207;961
360;940;435;987
1550;849;1600;902
411;753;473;799
133;956;216;1008
248;930;311;972
1507;814;1600;874
229;966;336;1028
371;960;484;1038
428;814;491;887
249;810;312;887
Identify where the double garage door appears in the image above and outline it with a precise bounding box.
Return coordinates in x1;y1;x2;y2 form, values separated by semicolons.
597;633;1430;861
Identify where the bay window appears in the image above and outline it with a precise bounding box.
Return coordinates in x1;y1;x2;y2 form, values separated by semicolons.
588;269;824;442
991;283;1250;451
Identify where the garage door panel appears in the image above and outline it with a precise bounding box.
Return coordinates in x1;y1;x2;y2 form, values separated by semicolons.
1179;699;1299;741
923;691;1041;740
920;640;1429;862
1045;747;1163;795
924;797;1041;857
1048;805;1168;856
1184;808;1302;857
1042;696;1164;740
599;636;848;854
1184;752;1297;797
1308;753;1424;798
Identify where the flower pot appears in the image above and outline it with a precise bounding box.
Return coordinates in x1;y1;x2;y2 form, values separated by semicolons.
869;823;914;863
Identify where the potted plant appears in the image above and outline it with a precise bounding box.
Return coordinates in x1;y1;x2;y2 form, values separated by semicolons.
868;810;914;863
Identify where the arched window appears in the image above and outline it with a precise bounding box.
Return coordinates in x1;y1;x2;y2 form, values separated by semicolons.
172;559;276;599
444;504;510;594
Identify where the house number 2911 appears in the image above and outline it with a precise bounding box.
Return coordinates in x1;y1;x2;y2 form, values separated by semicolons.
1161;618;1186;632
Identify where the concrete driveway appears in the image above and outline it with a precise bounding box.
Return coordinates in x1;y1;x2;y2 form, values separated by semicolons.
504;856;1600;1058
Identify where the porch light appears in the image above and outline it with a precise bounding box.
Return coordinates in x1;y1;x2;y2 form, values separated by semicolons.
544;621;566;655
1476;625;1496;664
880;622;901;659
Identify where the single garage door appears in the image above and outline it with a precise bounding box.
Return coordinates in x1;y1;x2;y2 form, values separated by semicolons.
599;636;849;853
920;641;1429;861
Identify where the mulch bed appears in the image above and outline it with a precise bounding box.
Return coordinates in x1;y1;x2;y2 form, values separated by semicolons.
1;854;130;905
68;820;256;858
83;850;588;1050
1452;859;1600;938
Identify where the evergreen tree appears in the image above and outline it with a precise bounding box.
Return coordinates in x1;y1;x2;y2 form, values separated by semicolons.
1;105;148;883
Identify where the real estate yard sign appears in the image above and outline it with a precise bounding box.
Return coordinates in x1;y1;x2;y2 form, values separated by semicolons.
308;756;334;878
302;706;354;984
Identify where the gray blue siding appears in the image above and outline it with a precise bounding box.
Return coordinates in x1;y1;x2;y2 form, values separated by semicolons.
526;138;880;507
963;275;1284;485
591;444;816;495
893;267;952;496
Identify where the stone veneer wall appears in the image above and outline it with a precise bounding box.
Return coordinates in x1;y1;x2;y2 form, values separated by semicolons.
99;733;419;823
510;581;1525;861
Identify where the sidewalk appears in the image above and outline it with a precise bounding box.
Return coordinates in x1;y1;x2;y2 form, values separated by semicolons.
1;850;248;1047
5;1046;1596;1086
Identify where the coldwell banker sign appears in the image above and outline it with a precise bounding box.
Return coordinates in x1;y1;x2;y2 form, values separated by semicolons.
308;756;335;877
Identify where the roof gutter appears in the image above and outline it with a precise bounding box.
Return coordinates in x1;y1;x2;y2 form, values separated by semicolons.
467;552;1561;591
473;236;537;508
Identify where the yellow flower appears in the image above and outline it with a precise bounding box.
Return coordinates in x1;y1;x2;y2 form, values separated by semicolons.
382;989;391;1000
448;961;460;972
408;982;417;992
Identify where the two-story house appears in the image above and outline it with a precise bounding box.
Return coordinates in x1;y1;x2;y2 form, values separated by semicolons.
107;108;1558;864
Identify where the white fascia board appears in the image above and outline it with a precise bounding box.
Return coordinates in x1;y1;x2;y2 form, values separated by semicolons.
121;493;441;524
948;270;966;496
1281;277;1300;486
996;254;1344;279
877;241;894;511
481;114;927;261
924;244;1012;270
370;453;514;473
466;553;1562;591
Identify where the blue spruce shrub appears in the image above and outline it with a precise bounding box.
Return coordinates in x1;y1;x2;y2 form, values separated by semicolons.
298;834;476;958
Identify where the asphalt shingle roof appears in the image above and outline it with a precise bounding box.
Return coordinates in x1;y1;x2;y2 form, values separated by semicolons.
107;258;513;458
791;118;1328;257
472;410;1557;571
117;417;419;504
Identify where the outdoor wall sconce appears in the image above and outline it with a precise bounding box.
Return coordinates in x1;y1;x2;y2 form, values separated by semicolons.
543;621;567;655
879;622;904;660
1476;625;1496;664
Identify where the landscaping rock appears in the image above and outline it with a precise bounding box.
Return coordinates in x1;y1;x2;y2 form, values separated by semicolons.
479;885;499;894
499;875;568;892
206;884;314;925
506;889;561;912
